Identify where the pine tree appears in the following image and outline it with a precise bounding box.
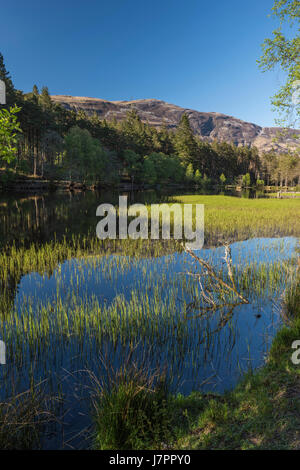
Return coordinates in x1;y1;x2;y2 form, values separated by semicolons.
195;169;202;185
185;163;194;182
32;84;39;96
39;86;52;110
174;113;197;165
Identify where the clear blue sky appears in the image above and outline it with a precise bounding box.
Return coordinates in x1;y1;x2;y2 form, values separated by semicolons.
1;0;287;127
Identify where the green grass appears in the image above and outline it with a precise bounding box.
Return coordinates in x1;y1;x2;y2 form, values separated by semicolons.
0;194;299;449
170;266;300;450
91;357;172;450
87;268;300;450
172;195;300;244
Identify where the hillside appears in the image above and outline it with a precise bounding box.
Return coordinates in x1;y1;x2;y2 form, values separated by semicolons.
51;95;300;154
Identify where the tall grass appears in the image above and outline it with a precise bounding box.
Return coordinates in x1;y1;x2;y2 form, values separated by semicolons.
0;194;298;449
172;252;300;450
90;352;172;450
0;381;56;449
283;257;300;319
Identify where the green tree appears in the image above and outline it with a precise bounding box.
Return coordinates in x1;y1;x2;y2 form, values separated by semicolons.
261;151;279;185
142;155;157;184
242;173;251;187
256;178;265;188
39;86;52;111
64;126;108;183
174;114;198;164
202;173;211;188
185;163;194;183
41;130;64;175
123;149;143;182
32;84;39;97
220;173;226;185
194;169;202;185
0;105;21;166
258;0;300;127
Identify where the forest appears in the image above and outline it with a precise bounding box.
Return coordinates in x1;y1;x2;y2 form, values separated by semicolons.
0;52;299;189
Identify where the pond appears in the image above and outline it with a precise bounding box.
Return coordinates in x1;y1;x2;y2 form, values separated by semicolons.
0;190;298;449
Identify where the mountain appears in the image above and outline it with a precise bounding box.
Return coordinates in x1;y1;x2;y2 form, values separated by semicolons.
51;95;300;154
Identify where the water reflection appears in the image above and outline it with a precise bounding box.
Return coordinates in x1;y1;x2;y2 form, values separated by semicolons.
0;190;297;448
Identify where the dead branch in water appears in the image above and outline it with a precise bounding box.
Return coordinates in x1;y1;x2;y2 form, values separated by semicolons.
183;243;249;306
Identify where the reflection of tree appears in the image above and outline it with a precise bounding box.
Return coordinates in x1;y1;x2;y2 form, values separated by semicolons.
0;192;101;246
0;191;182;315
0;190;184;249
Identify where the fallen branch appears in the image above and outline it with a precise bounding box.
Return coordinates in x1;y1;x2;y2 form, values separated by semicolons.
183;243;249;305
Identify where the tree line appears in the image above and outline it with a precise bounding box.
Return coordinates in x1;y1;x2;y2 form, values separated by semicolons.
0;52;299;188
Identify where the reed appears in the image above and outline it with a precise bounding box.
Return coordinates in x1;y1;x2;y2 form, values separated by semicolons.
0;381;56;450
89;351;171;450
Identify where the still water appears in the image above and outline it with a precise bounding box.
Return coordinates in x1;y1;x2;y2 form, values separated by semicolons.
0;190;297;448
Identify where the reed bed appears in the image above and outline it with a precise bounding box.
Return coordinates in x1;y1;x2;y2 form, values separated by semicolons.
0;193;299;449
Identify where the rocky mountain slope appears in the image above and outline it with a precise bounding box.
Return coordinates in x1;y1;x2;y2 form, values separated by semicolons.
51;95;299;154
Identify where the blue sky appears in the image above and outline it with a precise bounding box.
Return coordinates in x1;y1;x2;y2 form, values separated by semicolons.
0;0;287;126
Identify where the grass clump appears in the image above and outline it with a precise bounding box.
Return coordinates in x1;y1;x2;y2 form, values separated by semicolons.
284;262;300;319
0;382;55;450
91;357;172;450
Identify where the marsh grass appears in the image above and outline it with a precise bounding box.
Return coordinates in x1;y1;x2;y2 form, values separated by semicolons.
284;282;300;320
173;195;300;244
172;255;300;450
89;351;172;450
0;381;57;449
0;194;298;449
0;237;295;378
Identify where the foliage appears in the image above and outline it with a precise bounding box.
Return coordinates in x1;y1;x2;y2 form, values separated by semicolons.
194;169;202;185
256;178;265;188
0;52;298;186
174;113;198;164
185;163;194;182
63;126;109;183
261;150;300;186
0;105;21;166
123;149;143;181
220;173;226;185
242;173;251;187
258;0;300;128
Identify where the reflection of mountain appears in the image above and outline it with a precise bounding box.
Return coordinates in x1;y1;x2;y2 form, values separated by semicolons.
51;95;300;154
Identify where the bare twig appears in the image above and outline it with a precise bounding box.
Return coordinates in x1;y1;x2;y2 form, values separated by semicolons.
183;243;249;305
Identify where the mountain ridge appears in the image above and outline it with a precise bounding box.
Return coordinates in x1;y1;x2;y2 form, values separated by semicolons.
51;95;300;154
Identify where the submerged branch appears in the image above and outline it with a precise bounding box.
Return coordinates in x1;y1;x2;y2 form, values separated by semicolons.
183;244;249;305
